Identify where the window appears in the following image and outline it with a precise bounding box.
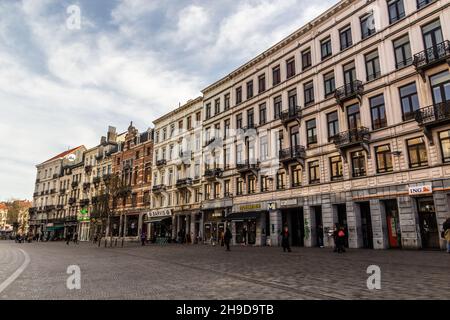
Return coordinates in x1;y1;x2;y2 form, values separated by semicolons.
196;111;201;123
261;176;269;192
247;108;254;128
236;178;243;195
399;83;420;121
258;74;266;93
162;128;167;140
214;98;220;115
304;81;315;106
224;180;230;197
422;20;443;50
417;0;436;9
330;156;343;180
248;175;256;194
272;65;281;86
178;120;183;130
187;116;192;130
323;72;336;97
286;57;296;78
369;94;387;130
351;151;366;177
375;145;393;173
169;124;175;137
393;35;412;69
388;0;405;24
439;130;450;163
308;161;320;184
224;119;230;139
205;103;211;119
274;96;282;120
292;165;302;187
236;144;243;164
365;50;381;81
343;61;356;85
236;86;242;104
306;119;317;147
205;184;211;200
288;88;297;111
224;147;231;169
327;111;339;141
260;135;268;161
321;37;332;60
347;103;361;130
340;25;352;50
276;171;285;189
259;103;267;125
360;12;376;39
214;182;221;198
224;93;230;110
247;80;254;99
236;113;243;129
301;48;312;70
407;137;428;168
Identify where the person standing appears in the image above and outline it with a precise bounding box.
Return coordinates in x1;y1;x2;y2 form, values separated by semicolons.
281;225;291;252
443;217;450;253
73;232;78;245
65;232;71;245
224;227;232;251
140;231;147;246
332;224;339;252
317;224;324;248
337;226;346;253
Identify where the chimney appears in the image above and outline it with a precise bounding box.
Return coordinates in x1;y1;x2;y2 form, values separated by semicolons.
100;136;106;144
107;126;117;142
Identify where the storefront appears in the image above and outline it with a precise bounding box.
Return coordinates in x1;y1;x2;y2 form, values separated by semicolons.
203;210;225;245
383;199;401;249
125;214;139;237
144;209;172;243
78;208;90;241
227;202;270;246
45;223;64;240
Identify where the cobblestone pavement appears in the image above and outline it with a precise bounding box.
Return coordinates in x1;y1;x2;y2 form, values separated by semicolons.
0;240;449;300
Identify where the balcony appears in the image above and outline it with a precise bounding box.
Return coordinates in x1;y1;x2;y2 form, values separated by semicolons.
103;174;112;182
117;185;132;198
33;192;39;197
236;160;260;176
83;182;91;190
178;151;194;165
279;145;306;168
85;165;92;174
93;176;101;185
242;123;258;132
50;189;56;194
332;127;370;161
68;198;77;206
80;199;90;206
152;184;166;193
71;181;79;189
52;174;59;179
176;178;193;189
44;205;55;212
280;106;302;128
334;80;364;109
64;215;78;223
413;40;450;80
59;188;66;195
156;159;167;167
414;101;450;144
204;168;223;180
95;154;104;161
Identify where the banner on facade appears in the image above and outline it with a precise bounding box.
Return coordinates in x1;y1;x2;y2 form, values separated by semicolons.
408;185;432;196
280;199;298;207
146;209;173;219
239;203;262;212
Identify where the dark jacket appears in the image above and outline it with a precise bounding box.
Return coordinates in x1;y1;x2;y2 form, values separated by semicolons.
281;230;290;247
443;218;450;231
224;229;232;242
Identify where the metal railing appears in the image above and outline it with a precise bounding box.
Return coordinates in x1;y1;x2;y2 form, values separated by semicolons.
414;101;450;125
334;80;364;103
279;145;306;161
332;127;370;146
413;40;450;69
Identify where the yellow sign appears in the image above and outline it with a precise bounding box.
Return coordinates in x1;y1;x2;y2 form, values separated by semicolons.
239;203;261;212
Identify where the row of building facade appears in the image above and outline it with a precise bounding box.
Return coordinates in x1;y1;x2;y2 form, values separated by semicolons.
30;0;450;249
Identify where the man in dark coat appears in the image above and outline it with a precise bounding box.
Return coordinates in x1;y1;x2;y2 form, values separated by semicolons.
224;227;232;251
281;225;291;252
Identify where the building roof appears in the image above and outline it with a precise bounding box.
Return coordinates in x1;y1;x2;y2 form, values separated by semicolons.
39;145;85;165
0;203;7;210
153;96;203;125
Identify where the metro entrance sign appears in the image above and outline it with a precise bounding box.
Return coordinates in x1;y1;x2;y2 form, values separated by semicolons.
78;208;90;221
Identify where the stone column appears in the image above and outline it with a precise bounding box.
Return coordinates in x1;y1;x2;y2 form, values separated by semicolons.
255;213;265;246
398;196;420;249
199;212;204;244
433;191;449;250
190;212;196;245
346;200;363;248
303;206;317;248
177;214;182;241
171;215;177;240
231;221;236;246
269;210;282;246
321;202;336;248
138;213;143;238
123;215;128;237
370;199;389;249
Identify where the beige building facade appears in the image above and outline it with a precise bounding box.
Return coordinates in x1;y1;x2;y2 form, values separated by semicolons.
198;0;450;249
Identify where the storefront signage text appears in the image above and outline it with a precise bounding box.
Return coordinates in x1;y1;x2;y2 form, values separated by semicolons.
408;185;432;196
239;204;262;212
147;209;173;218
280;199;298;207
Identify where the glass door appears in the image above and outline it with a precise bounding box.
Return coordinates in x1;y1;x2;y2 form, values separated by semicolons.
430;71;450;104
417;197;439;249
347;104;361;130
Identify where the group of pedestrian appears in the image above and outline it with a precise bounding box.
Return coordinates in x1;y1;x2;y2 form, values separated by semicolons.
443;217;450;254
65;232;78;245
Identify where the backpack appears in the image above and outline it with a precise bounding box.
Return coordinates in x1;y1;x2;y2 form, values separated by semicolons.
338;230;345;237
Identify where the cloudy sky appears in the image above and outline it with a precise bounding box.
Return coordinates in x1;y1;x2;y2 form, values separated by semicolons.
0;0;338;201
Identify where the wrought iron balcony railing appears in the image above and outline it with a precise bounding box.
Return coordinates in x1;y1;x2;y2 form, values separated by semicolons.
156;159;167;167
71;181;79;188
204;168;223;179
413;40;450;75
152;184;166;193
176;178;193;188
236;160;260;174
332;127;370;147
334;80;364;106
279;145;306;163
414;101;450;126
280;106;302;126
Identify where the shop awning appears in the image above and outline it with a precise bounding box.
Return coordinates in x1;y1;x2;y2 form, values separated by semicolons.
223;211;262;221
145;216;171;223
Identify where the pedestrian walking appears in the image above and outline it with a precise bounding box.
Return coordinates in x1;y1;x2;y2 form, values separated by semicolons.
443;217;450;254
65;233;71;245
317;224;324;248
242;226;247;246
336;226;346;253
224;227;232;251
73;232;78;245
332;223;339;252
281;225;291;252
141;231;147;246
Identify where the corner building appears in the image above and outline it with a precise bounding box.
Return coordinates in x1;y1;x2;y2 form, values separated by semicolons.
199;0;450;249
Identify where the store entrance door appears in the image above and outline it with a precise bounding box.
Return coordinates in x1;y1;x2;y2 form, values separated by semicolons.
337;204;349;248
359;202;373;249
417;197;440;249
384;200;401;248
